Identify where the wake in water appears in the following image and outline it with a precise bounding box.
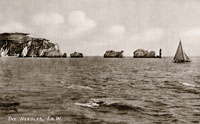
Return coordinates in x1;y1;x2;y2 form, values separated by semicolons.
75;98;142;110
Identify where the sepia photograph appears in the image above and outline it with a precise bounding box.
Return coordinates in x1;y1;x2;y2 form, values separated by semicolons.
0;0;200;124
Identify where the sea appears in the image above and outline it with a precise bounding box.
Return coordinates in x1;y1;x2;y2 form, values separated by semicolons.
0;57;200;124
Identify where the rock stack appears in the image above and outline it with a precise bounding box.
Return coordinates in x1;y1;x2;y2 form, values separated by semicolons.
133;49;156;58
104;50;124;58
70;52;83;58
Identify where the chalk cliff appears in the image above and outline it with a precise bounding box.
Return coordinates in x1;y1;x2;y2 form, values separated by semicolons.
0;32;66;57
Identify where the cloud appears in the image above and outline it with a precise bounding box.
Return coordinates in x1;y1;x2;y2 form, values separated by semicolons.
182;28;200;37
180;28;200;55
108;25;125;35
176;29;200;56
131;28;164;42
33;12;65;26
143;28;164;41
30;12;65;39
180;28;200;45
0;21;24;33
97;25;125;44
67;10;97;37
125;28;164;52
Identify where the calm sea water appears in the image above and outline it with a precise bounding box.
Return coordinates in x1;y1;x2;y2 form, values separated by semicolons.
0;57;200;124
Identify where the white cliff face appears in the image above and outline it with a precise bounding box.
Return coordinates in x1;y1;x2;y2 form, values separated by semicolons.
0;49;9;57
0;44;9;57
27;41;32;46
21;46;28;57
55;43;60;51
39;49;45;56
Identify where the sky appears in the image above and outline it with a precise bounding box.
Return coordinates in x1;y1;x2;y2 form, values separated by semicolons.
0;0;200;56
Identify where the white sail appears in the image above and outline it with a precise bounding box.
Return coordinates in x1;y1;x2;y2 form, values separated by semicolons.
183;52;191;62
173;41;191;63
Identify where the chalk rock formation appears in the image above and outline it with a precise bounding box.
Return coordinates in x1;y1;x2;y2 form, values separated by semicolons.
104;50;124;58
133;49;156;58
70;52;83;58
62;53;67;58
0;32;66;57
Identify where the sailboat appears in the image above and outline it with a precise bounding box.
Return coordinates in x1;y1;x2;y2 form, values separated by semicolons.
173;40;191;63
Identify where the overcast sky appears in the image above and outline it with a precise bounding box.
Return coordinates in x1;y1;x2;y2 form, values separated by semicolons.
0;0;200;56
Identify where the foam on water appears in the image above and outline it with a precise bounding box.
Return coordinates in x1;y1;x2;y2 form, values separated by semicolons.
182;82;196;87
67;84;93;90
